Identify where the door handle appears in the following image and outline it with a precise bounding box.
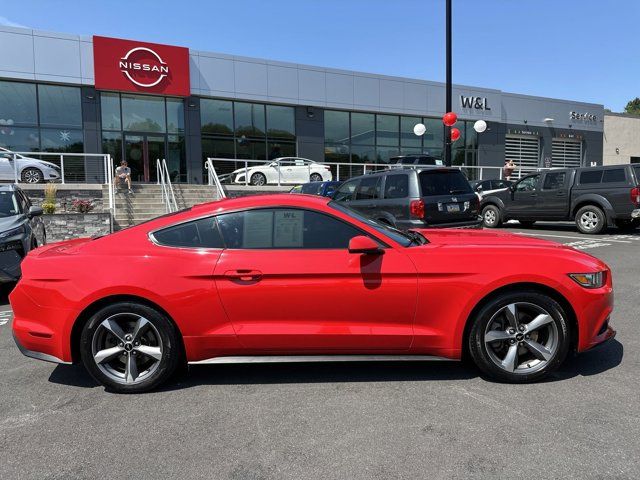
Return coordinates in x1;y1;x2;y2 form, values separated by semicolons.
530;193;537;197
224;269;263;281
556;192;566;196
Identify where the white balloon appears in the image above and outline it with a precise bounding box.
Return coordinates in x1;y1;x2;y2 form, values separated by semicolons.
473;120;487;133
413;123;426;136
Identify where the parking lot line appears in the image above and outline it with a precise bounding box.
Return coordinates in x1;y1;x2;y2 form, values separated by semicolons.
517;233;632;243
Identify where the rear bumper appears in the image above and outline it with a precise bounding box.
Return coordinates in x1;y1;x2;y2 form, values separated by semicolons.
400;216;482;230
12;330;70;364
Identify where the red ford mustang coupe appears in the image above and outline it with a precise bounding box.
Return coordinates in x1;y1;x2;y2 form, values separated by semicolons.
11;194;615;393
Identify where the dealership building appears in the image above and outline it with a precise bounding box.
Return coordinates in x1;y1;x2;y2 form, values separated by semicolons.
0;25;605;184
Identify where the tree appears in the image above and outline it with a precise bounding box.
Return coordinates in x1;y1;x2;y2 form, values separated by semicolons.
624;98;640;116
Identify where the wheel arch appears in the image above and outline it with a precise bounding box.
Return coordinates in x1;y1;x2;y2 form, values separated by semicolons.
461;282;578;361
571;195;614;225
70;294;185;364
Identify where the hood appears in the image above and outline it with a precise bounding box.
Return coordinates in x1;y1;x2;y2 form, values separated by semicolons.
416;228;559;248
0;215;24;233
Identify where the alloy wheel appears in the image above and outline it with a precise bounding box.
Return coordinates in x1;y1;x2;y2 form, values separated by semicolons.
484;209;497;226
483;302;559;375
22;169;42;183
579;211;599;231
91;313;163;385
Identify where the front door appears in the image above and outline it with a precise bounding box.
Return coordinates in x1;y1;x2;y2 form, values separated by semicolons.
124;134;165;183
507;174;540;218
536;171;569;218
212;207;418;351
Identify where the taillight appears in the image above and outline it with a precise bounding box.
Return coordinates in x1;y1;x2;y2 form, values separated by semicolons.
631;187;640;206
410;199;425;218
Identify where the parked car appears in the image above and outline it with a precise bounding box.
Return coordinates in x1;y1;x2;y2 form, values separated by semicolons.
221;157;333;186
480;165;640;234
0;147;62;183
11;194;615;392
470;179;513;198
390;154;444;167
0;184;45;283
290;181;342;197
332;167;481;229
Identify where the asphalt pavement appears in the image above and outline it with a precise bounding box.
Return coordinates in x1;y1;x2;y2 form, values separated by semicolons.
1;223;638;479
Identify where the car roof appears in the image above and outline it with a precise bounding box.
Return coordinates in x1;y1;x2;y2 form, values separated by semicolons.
0;184;19;191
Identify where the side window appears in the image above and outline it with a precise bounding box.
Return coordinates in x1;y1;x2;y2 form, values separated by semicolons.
324;184;338;197
384;174;409;199
515;175;539;192
278;159;295;167
294;159;305;167
542;172;567;190
333;180;359;202
216;208;364;249
355;176;381;200
602;169;626;183
580;170;603;184
153;217;224;248
16;191;30;212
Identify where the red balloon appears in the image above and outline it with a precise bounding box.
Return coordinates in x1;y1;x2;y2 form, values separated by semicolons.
450;127;461;141
443;112;458;126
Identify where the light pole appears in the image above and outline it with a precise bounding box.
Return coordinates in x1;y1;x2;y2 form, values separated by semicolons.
444;0;452;167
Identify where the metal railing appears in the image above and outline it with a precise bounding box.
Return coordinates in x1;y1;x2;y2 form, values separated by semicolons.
204;158;227;199
205;157;539;186
156;159;178;213
6;151;113;184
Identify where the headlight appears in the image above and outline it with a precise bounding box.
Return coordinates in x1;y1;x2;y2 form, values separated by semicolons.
569;271;605;289
0;225;26;239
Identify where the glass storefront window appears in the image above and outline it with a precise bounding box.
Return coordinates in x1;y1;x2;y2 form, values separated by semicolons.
376;115;399;147
102;132;122;164
465;121;477;149
268;141;295;159
236;138;266;160
400;116;422;147
324;110;350;144
201;99;233;135
235;102;265;138
167;135;186;182
202;137;236;176
0;81;37;127
38;85;82;128
351;113;375;145
351;145;375;163
167;99;185;134
40;128;83;153
422;117;444;150
121;94;166;132
100;92;121;131
266;105;295;139
0;126;39;151
376;146;399;164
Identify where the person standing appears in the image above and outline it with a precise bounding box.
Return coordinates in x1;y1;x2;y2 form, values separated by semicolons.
503;159;515;180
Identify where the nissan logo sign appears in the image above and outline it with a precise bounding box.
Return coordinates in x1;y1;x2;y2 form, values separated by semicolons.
118;47;169;88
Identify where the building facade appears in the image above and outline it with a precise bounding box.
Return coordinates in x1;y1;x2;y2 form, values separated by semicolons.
0;25;605;184
603;113;640;166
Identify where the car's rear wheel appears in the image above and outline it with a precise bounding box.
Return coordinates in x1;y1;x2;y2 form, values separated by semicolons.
575;205;605;234
468;291;570;383
519;220;536;228
310;173;323;182
21;167;43;183
482;205;502;228
80;302;182;393
250;172;267;186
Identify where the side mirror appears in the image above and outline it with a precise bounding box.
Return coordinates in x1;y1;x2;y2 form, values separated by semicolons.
348;235;384;255
28;206;43;218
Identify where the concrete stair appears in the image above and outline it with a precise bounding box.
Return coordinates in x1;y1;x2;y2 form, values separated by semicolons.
104;184;222;230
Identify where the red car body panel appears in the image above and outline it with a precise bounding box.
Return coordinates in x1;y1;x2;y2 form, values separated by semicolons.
10;194;614;365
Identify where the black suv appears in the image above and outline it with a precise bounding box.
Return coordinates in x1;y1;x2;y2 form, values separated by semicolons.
332;167;481;229
390;155;443;166
480;164;640;234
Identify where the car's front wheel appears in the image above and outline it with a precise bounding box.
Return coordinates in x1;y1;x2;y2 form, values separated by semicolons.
482;205;502;228
80;302;182;393
310;173;323;182
250;172;267;186
21;167;43;183
468;291;570;383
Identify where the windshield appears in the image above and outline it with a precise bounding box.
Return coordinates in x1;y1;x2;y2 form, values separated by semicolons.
419;170;473;196
328;201;425;247
0;191;19;218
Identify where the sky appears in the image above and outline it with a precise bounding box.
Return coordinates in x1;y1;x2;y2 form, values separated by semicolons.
0;0;637;111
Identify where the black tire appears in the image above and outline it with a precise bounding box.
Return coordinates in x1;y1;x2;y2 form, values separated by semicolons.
80;302;183;393
21;167;44;184
468;291;570;383
250;172;267;186
519;220;536;228
482;205;502;228
310;173;323;182
575;205;606;234
615;218;640;232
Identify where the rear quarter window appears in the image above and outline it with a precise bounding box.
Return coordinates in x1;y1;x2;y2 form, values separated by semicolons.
418;170;472;196
579;170;603;184
602;169;626;183
383;174;409;199
153;217;224;248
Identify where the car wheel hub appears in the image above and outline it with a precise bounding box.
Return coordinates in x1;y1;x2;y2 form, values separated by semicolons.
484;210;496;224
580;212;599;230
91;313;163;385
483;302;558;374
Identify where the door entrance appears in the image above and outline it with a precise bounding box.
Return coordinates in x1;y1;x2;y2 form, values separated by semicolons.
124;134;166;183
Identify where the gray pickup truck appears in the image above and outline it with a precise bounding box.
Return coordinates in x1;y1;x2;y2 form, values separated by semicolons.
480;164;640;234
